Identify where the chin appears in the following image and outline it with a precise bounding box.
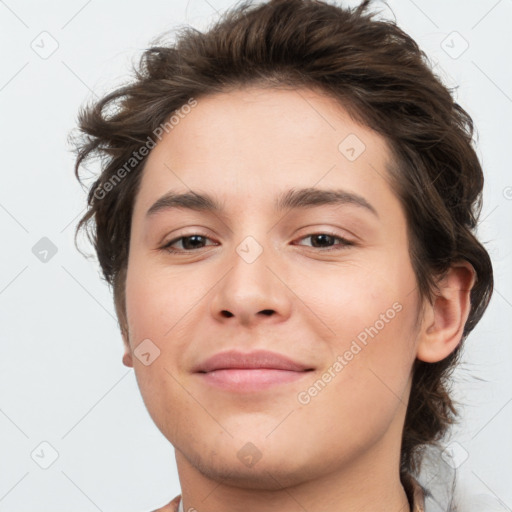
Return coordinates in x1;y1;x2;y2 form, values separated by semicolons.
184;447;313;491
175;428;334;491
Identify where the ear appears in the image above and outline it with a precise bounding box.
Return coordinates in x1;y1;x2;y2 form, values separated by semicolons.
121;325;133;368
416;261;476;363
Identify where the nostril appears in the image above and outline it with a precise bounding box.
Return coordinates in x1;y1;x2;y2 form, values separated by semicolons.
260;309;275;316
221;310;234;318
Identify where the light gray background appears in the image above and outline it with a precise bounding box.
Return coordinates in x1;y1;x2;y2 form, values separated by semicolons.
0;0;511;511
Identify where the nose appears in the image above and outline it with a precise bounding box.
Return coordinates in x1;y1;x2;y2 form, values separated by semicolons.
209;240;292;327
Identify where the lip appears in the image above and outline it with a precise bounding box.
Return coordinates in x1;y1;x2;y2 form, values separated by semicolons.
193;350;314;392
194;349;313;372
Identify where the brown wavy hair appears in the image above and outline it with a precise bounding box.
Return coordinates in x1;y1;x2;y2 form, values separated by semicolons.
72;0;493;480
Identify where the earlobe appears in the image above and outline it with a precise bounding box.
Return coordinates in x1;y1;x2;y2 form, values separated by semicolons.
122;347;133;367
121;329;134;368
416;261;476;363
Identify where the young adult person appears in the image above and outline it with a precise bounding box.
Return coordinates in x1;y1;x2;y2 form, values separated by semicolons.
72;1;494;510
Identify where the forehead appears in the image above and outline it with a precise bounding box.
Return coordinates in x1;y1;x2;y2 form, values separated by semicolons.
133;86;398;218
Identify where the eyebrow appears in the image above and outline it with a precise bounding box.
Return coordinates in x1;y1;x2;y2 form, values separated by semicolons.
146;187;379;218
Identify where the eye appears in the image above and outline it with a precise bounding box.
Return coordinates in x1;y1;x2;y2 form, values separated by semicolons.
294;233;353;251
161;234;218;253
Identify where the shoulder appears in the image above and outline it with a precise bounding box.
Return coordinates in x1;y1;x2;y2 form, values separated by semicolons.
148;494;181;512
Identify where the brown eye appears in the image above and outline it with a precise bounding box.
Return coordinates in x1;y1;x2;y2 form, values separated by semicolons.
296;233;353;251
162;234;217;253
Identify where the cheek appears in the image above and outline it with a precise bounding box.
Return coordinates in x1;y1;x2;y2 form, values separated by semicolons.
315;253;417;335
317;252;420;398
124;262;193;438
124;258;192;344
300;296;419;453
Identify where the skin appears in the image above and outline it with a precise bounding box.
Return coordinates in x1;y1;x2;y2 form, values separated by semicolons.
120;86;475;512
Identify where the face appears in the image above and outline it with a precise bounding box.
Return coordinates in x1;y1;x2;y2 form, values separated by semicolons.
123;86;423;489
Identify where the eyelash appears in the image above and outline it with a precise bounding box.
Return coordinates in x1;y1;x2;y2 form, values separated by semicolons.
160;232;354;254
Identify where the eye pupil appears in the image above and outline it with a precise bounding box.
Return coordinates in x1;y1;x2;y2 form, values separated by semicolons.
182;235;206;250
311;234;334;247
